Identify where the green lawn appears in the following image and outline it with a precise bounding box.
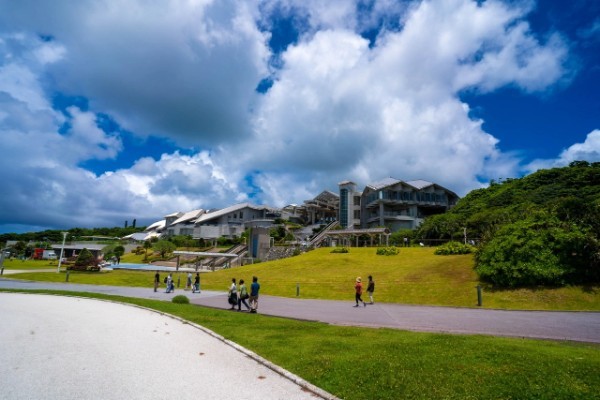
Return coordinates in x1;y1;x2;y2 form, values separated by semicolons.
2;289;598;400
4;247;599;310
1;258;58;270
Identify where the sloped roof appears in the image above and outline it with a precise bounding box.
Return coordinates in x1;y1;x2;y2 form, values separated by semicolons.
171;209;204;225
123;231;162;241
366;177;401;190
405;179;434;190
365;178;457;196
164;212;183;218
320;190;339;198
145;220;166;232
195;202;276;224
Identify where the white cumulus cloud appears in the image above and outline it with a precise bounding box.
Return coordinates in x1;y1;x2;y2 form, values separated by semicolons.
0;0;585;232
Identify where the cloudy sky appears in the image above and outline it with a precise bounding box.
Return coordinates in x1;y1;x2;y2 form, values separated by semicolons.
0;0;598;233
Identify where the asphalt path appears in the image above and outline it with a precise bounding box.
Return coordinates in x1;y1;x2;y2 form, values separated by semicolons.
0;292;333;400
1;277;599;343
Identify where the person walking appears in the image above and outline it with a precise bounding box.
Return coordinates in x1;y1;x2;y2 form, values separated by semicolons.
367;275;375;304
354;277;367;307
166;273;173;293
154;271;160;292
192;273;200;293
186;272;192;290
237;279;251;311
249;276;260;313
228;278;238;310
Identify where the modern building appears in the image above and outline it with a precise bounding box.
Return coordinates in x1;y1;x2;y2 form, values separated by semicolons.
165;209;204;236
338;181;362;229
358;178;459;230
192;202;281;240
283;190;339;226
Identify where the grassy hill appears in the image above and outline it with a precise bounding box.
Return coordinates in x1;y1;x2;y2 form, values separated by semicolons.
7;247;599;310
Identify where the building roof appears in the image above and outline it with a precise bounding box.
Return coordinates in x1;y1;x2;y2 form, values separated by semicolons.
306;190;339;205
367;178;442;191
366;177;401;190
145;220;166;232
364;178;459;199
194;202;276;224
122;232;161;241
51;244;105;251
405;179;434;190
171;209;204;225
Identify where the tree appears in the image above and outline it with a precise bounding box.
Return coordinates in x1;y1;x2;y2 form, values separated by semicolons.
475;211;599;287
13;241;26;257
389;229;414;246
417;214;465;240
114;245;125;258
143;240;152;261
153;240;176;258
72;248;96;271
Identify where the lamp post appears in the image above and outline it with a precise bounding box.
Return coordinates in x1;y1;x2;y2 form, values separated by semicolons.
57;232;68;273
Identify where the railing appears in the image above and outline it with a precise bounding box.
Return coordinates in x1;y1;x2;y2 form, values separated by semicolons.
307;220;340;248
205;244;247;270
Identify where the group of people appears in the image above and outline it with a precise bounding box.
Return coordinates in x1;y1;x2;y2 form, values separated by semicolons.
153;270;369;312
153;271;200;293
186;272;201;293
354;275;375;307
228;276;260;313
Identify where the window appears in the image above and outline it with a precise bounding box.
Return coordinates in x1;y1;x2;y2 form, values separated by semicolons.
340;189;348;227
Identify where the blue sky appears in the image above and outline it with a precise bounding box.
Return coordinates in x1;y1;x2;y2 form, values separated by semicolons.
0;0;598;233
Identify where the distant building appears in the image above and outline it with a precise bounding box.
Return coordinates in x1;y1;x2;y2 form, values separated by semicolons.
283;190;339;226
131;177;458;243
192;203;280;240
351;178;459;230
165;209;204;236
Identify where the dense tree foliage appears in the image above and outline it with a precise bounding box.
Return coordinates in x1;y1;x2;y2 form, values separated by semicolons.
0;226;145;246
418;161;600;287
152;240;176;258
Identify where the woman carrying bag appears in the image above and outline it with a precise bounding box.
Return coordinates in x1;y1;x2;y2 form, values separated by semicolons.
228;278;238;310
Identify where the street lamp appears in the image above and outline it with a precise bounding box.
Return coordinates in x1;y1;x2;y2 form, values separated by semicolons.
57;232;68;273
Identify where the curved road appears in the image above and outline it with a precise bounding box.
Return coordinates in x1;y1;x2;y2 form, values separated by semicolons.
1;277;599;343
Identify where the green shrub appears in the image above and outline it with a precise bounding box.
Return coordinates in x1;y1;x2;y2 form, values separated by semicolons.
74;248;95;267
475;212;598;287
330;247;349;253
376;247;399;256
172;295;190;304
434;241;474;255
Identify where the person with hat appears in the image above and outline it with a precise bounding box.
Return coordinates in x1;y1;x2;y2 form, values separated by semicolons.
354;277;367;307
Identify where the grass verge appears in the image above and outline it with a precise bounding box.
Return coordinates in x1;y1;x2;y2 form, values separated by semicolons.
1;289;598;400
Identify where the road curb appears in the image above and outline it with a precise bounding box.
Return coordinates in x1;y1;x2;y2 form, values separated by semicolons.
4;291;341;400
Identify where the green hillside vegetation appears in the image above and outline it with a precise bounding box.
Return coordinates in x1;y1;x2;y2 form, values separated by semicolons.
417;161;600;287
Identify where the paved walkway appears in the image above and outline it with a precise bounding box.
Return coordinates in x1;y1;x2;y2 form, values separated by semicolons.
1;278;599;343
0;292;336;400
